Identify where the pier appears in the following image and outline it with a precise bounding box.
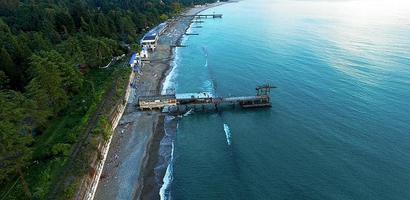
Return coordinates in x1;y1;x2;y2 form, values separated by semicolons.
137;85;276;111
182;14;223;18
170;44;187;48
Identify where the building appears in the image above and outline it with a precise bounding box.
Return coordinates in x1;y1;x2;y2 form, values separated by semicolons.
140;34;158;51
140;46;149;59
140;22;168;52
138;95;177;110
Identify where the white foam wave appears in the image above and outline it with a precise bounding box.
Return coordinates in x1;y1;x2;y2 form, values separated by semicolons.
223;123;232;146
183;108;194;117
162;48;180;95
159;142;174;200
186;25;193;34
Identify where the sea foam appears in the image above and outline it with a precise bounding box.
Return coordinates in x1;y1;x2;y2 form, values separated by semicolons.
223;123;232;145
159;141;174;200
183;108;194;117
161;48;179;95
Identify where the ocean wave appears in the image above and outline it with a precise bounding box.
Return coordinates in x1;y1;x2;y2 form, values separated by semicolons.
162;48;180;95
183;108;194;117
186;22;193;34
159;141;174;200
224;123;232;146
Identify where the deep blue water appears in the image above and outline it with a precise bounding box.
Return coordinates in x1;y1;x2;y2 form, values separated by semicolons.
163;0;410;199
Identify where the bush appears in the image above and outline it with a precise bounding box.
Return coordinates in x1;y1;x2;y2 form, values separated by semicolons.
51;143;71;157
63;181;78;199
92;117;112;141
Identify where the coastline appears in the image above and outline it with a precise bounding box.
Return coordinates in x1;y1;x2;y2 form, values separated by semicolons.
94;2;226;200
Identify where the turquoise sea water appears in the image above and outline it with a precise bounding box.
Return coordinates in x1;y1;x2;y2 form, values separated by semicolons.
163;0;410;199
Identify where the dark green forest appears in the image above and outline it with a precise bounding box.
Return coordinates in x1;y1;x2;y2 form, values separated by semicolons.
0;0;219;199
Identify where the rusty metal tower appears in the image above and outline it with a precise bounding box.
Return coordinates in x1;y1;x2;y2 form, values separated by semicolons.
256;84;276;96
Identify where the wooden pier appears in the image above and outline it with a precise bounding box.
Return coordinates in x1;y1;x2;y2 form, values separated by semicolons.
182;14;223;18
137;85;275;111
170;44;187;48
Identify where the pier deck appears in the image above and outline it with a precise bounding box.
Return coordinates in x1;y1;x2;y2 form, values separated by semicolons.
137;85;275;111
182;14;223;18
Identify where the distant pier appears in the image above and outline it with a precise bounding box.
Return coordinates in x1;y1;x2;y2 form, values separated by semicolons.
137;85;276;111
182;14;223;18
170;44;187;48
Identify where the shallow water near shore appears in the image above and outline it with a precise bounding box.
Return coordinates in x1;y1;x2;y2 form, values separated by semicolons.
163;0;410;199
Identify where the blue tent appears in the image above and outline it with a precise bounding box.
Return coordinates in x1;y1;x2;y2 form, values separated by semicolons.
129;53;137;65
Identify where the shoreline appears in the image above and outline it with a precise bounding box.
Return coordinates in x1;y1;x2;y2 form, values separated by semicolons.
94;2;226;200
138;3;228;200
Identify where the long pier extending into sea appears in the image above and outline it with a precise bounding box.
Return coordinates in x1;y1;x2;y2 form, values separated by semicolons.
137;85;276;112
182;13;223;18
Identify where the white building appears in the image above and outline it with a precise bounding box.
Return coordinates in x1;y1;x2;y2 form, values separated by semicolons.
140;22;168;52
140;46;149;59
141;33;158;51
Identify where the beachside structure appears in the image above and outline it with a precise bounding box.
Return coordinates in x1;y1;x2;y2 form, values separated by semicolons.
138;95;177;110
176;92;214;104
129;53;143;73
129;53;139;67
140;46;149;59
140;22;168;52
140;34;158;51
137;85;276;111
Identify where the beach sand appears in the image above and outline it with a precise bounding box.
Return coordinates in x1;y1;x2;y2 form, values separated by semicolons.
94;3;225;200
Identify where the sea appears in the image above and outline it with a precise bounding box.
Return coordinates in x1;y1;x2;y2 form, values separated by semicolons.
160;0;410;199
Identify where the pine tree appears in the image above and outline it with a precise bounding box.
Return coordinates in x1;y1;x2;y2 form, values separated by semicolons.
0;48;17;86
26;52;68;115
0;91;34;198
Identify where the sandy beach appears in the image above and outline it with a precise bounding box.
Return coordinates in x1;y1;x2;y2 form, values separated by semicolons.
94;3;225;200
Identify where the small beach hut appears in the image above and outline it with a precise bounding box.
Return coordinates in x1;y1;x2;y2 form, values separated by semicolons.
140;46;149;59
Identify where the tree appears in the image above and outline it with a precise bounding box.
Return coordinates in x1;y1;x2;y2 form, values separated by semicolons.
57;36;85;65
95;13;111;37
0;18;11;33
26;52;69;115
0;91;34;198
171;2;183;14
80;36;113;68
54;10;75;36
159;14;169;21
0;0;19;14
0;48;18;87
27;32;53;52
0;71;8;89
